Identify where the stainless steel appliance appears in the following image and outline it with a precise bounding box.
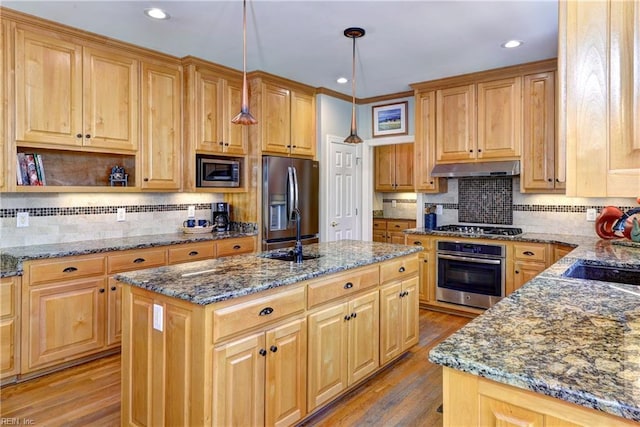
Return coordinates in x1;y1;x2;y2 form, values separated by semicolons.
196;156;240;188
436;224;523;236
212;202;230;232
436;240;506;309
262;156;319;250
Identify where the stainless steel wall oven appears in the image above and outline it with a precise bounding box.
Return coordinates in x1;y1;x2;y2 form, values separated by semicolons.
436;240;506;309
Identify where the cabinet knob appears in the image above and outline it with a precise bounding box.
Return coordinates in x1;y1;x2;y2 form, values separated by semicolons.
111;286;117;291
76;133;82;138
188;251;199;256
99;288;105;293
344;282;354;289
351;312;357;319
399;266;406;273
547;178;553;182
63;266;78;273
344;315;351;321
270;345;278;353
413;241;422;246
430;181;434;185
423;259;428;263
219;142;224;146
133;258;146;263
85;134;91;139
477;149;482;153
259;307;274;316
224;143;229;146
233;245;241;250
292;145;297;148
515;270;520;274
555;178;561;183
144;178;149;182
469;150;473;153
259;348;267;356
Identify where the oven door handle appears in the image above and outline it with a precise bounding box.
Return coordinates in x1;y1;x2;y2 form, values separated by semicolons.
437;254;502;265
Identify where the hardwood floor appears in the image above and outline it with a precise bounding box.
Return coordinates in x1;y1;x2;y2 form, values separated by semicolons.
0;310;470;427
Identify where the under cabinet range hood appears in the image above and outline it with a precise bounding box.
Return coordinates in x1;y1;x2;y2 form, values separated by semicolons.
431;160;520;178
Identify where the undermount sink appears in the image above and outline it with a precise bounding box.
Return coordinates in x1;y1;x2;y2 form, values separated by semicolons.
261;251;322;262
562;261;640;286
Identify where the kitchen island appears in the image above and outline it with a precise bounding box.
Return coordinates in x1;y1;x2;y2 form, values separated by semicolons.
428;238;640;425
114;240;422;427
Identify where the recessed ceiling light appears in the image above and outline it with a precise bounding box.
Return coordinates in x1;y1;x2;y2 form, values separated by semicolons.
144;8;170;20
337;77;348;84
501;40;523;49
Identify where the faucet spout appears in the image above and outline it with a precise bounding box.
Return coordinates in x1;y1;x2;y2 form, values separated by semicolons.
291;208;303;263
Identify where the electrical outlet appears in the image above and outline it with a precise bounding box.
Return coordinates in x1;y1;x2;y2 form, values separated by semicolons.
187;205;196;218
16;212;29;228
586;208;597;222
153;304;163;331
436;205;443;215
117;208;126;222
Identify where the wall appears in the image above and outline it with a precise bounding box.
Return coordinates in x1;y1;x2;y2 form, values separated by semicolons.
418;178;638;236
0;193;227;248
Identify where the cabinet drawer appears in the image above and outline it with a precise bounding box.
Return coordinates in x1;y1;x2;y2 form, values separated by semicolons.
27;255;106;286
405;235;433;249
213;286;306;343
513;244;547;262
0;277;17;318
168;242;215;264
216;237;256;258
380;255;419;284
107;248;167;274
386;220;412;231
307;265;379;308
373;220;387;230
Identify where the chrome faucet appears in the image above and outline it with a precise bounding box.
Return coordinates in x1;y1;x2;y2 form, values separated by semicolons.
291;208;303;263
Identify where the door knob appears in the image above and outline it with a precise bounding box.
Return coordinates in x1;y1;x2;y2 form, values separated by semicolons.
331;221;339;227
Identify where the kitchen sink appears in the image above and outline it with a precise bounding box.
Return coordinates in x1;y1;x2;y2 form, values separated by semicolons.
260;251;322;262
562;261;640;286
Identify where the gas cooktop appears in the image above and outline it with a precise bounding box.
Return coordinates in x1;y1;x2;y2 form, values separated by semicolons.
435;224;523;236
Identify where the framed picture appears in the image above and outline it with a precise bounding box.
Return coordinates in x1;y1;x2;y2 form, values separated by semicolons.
372;101;408;138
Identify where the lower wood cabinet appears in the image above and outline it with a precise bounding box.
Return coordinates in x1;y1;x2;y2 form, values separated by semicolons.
373;219;416;244
213;317;307;427
509;243;549;295
307;290;379;412
0;276;20;382
380;277;419;364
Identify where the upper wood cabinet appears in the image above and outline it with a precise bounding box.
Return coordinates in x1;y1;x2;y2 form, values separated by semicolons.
414;90;446;193
15;26;139;152
140;60;183;190
374;143;414;191
0;20;6;192
250;72;317;158
435;84;476;162
521;70;563;193
560;0;640;197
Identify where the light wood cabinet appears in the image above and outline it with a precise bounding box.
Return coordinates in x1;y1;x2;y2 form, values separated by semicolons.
553;244;575;263
372;219;416;244
380;277;419;364
0;20;6;192
15;26;138;151
414;91;447;193
374;143;414;191
140;60;182;190
213;318;307;427
1;276;20;382
560;0;640;197
215;236;256;257
509;243;549;295
435;84;476;162
250;73;316;158
405;235;434;304
167;241;216;264
521;70;563;193
307;289;379;411
443;367;639;427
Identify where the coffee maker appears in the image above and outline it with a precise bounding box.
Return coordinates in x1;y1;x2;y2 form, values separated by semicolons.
212;202;230;232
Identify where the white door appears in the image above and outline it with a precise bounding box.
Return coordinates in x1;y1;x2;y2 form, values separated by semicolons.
327;136;361;241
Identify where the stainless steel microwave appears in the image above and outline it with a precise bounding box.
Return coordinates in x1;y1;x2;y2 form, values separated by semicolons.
196;156;240;188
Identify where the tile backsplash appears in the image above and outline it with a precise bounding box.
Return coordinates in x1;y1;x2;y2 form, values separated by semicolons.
458;177;512;224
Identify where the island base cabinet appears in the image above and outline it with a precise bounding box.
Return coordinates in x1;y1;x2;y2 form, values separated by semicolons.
442;368;639;427
213;318;307;427
380;277;419;364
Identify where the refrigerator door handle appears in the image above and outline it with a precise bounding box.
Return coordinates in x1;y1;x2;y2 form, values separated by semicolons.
292;166;299;210
287;166;295;221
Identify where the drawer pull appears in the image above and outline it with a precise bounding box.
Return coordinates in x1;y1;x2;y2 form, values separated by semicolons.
63;266;78;273
515;270;520;274
133;258;146;263
398;266;405;273
259;307;274;316
188;251;199;256
99;288;105;293
523;251;535;256
413;241;423;246
395;225;401;228
344;282;354;289
344;315;351;321
259;348;267;356
111;286;117;291
233;245;241;250
351;312;357;319
270;345;278;353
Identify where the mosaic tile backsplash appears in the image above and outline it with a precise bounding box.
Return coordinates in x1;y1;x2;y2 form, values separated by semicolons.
458;177;513;224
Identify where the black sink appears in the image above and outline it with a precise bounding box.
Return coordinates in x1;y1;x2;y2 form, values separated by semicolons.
261;252;322;262
562;261;640;286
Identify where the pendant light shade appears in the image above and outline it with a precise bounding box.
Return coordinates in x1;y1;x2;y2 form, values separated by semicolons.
232;0;257;125
343;27;365;144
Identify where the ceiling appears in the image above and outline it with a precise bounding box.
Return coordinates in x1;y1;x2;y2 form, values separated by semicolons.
2;0;559;99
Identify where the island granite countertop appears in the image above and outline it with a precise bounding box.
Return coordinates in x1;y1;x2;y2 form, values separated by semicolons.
114;240;423;305
0;231;256;278
422;229;640;422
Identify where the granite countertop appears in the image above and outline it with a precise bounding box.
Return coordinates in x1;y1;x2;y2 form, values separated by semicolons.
425;230;640;422
114;240;422;305
0;231;256;278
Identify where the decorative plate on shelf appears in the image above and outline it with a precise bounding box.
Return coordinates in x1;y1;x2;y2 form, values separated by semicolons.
182;226;214;234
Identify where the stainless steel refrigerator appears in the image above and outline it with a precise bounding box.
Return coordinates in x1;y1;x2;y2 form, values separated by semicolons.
262;156;319;250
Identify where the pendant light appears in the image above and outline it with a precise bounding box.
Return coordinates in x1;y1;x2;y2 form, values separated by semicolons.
231;0;257;125
343;27;365;144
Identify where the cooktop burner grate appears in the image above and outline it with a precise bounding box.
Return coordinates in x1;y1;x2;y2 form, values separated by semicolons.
435;224;523;236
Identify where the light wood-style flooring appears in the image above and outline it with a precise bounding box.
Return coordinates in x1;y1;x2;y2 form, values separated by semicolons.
0;310;470;427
